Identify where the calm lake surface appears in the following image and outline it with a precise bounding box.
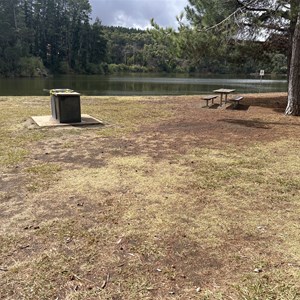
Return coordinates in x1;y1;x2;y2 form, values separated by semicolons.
0;73;287;96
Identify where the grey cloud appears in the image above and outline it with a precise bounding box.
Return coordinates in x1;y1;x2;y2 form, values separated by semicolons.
90;0;188;28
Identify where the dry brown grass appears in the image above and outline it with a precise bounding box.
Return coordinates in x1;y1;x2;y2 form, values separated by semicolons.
0;94;300;299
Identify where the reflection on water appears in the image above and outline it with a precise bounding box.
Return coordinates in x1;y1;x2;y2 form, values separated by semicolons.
0;73;287;96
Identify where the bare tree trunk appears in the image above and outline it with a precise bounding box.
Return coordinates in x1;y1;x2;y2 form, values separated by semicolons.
286;2;300;115
11;0;18;29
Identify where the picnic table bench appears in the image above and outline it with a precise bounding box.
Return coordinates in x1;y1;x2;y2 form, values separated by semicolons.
228;96;244;108
203;95;218;107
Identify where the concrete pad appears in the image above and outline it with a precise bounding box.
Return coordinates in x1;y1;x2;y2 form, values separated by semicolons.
31;114;104;127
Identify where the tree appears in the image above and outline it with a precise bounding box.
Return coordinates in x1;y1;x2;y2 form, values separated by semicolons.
150;2;272;73
286;1;300;115
182;0;300;115
89;19;107;65
0;0;22;76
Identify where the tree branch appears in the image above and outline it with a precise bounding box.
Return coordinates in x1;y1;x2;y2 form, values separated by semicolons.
236;0;269;12
199;0;260;31
244;22;288;33
236;0;290;19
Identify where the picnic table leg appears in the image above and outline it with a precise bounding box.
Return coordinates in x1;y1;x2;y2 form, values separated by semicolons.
220;94;223;106
225;94;228;104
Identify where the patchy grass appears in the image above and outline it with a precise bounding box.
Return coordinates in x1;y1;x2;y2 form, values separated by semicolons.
1;94;300;299
83;96;174;137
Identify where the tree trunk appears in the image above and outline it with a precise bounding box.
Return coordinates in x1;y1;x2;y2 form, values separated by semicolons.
285;3;300;115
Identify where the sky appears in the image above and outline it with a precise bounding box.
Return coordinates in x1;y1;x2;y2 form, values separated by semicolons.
89;0;189;29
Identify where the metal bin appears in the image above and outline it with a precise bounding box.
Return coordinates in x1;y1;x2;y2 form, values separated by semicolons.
50;89;81;123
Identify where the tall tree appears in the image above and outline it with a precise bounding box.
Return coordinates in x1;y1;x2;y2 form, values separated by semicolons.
0;0;22;76
88;18;107;65
286;1;300;115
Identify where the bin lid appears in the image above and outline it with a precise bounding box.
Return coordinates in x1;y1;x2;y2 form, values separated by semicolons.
53;92;80;96
50;89;80;96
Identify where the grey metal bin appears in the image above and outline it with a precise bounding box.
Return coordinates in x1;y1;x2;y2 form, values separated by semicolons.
50;89;81;123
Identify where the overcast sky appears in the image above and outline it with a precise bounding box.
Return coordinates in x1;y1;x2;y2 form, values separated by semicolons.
89;0;188;29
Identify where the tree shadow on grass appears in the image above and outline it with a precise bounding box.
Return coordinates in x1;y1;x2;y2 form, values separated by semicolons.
219;118;271;129
272;107;286;113
219;118;300;129
226;104;250;111
242;95;287;113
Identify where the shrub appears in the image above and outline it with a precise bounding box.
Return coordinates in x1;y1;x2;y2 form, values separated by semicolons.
108;64;149;73
18;57;47;77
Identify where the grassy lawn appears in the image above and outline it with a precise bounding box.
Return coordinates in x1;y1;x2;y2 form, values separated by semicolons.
0;94;300;299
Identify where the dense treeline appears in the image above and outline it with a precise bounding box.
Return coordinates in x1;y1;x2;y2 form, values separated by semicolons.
0;0;288;77
0;0;106;76
104;25;287;75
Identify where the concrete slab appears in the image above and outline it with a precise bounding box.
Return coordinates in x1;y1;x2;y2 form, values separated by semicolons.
31;114;104;127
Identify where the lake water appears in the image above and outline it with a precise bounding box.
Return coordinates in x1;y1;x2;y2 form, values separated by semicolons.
0;73;287;96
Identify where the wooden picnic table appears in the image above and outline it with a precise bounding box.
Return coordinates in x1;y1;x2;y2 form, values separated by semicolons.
213;89;235;106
